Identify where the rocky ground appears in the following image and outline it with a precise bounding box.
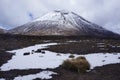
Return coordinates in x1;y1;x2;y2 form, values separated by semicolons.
50;64;120;80
0;34;120;80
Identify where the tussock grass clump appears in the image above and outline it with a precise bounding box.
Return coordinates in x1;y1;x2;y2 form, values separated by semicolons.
62;56;90;73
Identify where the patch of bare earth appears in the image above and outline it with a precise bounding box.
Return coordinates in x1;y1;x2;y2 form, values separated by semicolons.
44;39;120;54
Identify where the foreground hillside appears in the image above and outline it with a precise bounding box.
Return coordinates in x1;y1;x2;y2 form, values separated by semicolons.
0;34;120;51
0;34;120;80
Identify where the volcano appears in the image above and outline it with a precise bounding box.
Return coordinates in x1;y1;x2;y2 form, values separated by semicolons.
9;10;119;38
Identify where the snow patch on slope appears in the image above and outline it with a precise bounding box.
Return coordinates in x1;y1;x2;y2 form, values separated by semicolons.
33;10;92;27
34;10;69;21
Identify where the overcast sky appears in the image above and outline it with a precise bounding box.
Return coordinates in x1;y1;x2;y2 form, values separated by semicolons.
0;0;120;33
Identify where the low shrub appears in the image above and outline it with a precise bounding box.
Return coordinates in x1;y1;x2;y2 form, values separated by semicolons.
69;54;75;58
62;56;90;73
35;49;41;53
56;53;61;56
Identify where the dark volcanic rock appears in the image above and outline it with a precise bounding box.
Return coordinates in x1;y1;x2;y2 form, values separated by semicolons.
23;52;30;55
35;49;42;53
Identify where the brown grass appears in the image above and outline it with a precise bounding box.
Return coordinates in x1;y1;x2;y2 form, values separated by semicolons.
62;56;90;73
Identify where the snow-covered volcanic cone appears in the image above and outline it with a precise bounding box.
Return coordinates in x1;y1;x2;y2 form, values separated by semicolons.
9;10;119;37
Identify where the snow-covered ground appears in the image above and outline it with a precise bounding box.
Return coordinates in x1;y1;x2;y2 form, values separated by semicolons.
7;43;57;56
85;53;120;69
0;78;5;80
14;71;57;80
0;50;71;71
0;42;120;80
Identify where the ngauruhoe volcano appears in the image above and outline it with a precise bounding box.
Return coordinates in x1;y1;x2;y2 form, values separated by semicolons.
9;10;119;37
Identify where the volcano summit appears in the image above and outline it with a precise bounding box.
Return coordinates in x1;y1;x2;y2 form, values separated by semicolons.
9;10;119;38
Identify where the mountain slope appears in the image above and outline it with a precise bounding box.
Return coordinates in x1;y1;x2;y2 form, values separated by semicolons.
9;10;120;38
0;28;5;33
